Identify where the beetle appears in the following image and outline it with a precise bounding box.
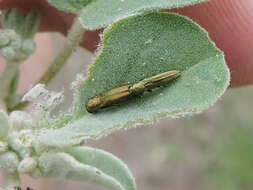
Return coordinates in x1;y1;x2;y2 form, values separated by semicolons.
86;70;181;113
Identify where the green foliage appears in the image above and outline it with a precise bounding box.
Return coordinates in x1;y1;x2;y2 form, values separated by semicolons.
1;9;40;39
0;30;22;60
0;152;19;173
78;0;209;30
20;40;36;55
0;111;9;141
0;32;10;46
21;10;41;39
39;147;136;190
65;147;136;190
0;83;136;190
47;0;93;13
0;46;16;60
1;9;24;35
48;0;209;30
38;12;229;147
0;1;232;189
0;9;39;61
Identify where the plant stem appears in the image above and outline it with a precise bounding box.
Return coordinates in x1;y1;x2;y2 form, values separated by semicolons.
4;172;21;190
8;101;27;112
0;61;19;100
8;17;86;112
8;18;85;111
39;17;86;84
0;100;7;112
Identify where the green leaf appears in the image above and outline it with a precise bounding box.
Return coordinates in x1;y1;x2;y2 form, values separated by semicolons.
0;111;9;141
38;151;132;190
39;12;230;147
1;9;25;35
20;39;36;55
22;10;40;39
0;31;11;47
1;9;40;39
65;147;136;190
47;0;93;13
79;0;209;30
0;152;19;172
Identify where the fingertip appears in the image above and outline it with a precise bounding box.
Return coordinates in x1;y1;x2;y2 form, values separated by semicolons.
172;0;253;87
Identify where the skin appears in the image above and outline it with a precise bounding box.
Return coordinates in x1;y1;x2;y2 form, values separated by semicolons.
1;0;253;87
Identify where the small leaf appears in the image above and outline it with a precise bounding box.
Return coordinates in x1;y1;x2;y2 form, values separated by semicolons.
65;147;136;190
18;157;37;173
79;0;209;30
0;32;10;47
0;152;19;173
0;46;16;60
1;9;25;34
20;39;36;55
22;10;40;39
39;13;230;147
9;111;34;130
38;151;129;190
1;9;40;39
47;0;93;13
0;111;9;141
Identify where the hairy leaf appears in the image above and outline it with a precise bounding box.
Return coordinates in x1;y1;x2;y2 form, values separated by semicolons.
47;0;93;13
39;13;230;147
65;147;136;190
39;151;132;190
1;9;25;35
78;0;209;30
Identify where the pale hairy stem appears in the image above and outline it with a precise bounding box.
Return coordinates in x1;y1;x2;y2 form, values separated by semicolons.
0;61;19;100
39;17;86;84
0;100;6;112
9;17;86;111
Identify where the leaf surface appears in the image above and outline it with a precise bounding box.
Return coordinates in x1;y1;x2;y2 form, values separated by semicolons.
39;13;230;147
65;146;136;190
47;0;93;13
39;149;135;190
79;0;209;29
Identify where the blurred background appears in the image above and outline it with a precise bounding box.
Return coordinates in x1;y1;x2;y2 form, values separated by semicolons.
1;33;253;190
